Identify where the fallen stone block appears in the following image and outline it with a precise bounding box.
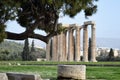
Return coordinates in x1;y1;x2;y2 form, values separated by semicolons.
0;73;8;80
6;72;41;80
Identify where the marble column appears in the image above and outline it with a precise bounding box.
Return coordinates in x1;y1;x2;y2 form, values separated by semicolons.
62;24;69;61
68;28;74;61
52;35;58;61
46;39;51;61
83;25;88;62
90;23;97;62
57;34;60;61
58;33;63;61
75;27;81;62
62;31;67;61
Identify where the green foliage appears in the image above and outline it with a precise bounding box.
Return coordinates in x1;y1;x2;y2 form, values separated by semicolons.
0;41;23;60
31;40;35;52
0;0;98;42
88;38;91;61
29;40;35;60
29;40;46;61
96;48;120;61
108;48;114;61
0;24;6;42
0;40;45;61
21;38;30;61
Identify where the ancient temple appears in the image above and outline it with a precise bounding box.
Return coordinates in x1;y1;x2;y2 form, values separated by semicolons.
46;21;97;62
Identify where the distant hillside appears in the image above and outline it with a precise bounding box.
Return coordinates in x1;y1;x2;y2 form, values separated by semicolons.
0;40;24;54
0;40;46;61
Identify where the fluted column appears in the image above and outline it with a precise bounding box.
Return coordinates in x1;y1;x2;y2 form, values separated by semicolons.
46;39;51;61
57;34;60;61
68;28;74;61
58;33;63;61
91;23;97;62
62;31;67;61
52;35;58;61
75;27;81;62
83;25;88;62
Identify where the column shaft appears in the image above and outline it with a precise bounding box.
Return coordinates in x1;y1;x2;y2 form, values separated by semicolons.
68;29;74;61
62;31;67;61
46;39;51;61
83;26;88;62
52;35;58;61
75;28;81;62
57;34;60;61
58;33;63;61
91;24;97;62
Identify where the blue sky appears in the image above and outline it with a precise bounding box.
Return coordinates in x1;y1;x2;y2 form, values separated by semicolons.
59;0;120;39
5;0;120;47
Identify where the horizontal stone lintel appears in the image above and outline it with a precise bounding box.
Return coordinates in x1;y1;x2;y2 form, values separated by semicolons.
84;21;95;25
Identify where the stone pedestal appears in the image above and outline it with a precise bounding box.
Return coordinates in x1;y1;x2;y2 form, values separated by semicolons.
57;65;86;80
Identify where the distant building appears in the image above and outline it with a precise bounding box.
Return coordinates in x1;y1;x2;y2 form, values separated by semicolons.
113;49;120;57
96;47;120;57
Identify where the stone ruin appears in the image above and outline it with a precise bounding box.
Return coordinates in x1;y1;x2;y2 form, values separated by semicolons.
46;21;97;62
0;73;41;80
0;64;86;80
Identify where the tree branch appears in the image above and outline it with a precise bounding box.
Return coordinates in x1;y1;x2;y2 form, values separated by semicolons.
6;31;48;43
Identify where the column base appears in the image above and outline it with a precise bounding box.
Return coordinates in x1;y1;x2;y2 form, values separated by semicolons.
90;59;97;62
75;59;81;62
83;59;89;62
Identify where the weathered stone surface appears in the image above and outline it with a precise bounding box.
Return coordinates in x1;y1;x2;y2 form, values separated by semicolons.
83;26;88;62
6;73;41;80
90;24;97;62
0;73;8;80
57;65;86;80
84;21;95;25
47;21;97;62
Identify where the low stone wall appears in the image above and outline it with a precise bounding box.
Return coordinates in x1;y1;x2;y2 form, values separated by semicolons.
57;65;86;80
0;73;41;80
